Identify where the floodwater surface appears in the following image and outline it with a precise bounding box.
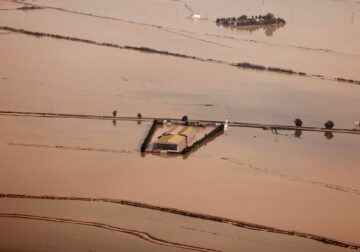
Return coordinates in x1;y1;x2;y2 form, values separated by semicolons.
0;0;359;251
0;197;353;252
0;34;360;128
0;0;359;79
0;116;359;245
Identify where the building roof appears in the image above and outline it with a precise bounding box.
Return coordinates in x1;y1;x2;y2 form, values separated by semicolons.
180;126;196;137
167;126;195;137
156;134;185;145
167;127;182;135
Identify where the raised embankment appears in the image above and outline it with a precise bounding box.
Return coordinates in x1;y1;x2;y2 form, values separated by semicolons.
1;110;359;135
140;119;160;152
182;124;225;154
0;193;359;250
1;25;360;86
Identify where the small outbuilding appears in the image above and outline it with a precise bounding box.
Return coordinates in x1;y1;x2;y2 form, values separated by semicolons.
191;13;201;19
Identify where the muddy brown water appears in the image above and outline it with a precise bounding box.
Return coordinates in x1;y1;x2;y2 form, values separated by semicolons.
1;0;359;79
0;33;360;128
0;116;359;246
0;0;360;250
0;197;354;252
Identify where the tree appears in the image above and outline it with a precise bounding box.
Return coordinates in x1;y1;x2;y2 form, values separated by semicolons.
324;120;334;129
265;13;275;20
294;118;303;127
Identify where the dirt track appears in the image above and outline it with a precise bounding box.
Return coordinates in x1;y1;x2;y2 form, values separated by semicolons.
1;110;359;135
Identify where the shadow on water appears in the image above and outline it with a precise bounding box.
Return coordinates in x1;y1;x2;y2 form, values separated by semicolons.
182;129;225;160
324;131;334;140
218;23;285;37
111;119;142;127
293;129;302;138
269;129;336;140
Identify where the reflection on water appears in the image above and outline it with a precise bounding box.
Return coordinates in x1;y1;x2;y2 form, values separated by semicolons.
112;119;143;126
324;131;334;140
285;129;335;139
183;129;224;159
139;127;224;159
293;129;302;138
263;24;285;36
217;23;285;36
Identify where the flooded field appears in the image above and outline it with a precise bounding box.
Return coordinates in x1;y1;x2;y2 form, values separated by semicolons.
0;116;359;249
1;0;360;80
0;0;359;251
0;197;355;252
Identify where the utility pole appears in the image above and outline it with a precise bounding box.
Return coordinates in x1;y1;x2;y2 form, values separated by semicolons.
262;0;265;15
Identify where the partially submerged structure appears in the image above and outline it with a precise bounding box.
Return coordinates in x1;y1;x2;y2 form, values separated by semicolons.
141;119;224;156
154;126;196;152
154;134;186;152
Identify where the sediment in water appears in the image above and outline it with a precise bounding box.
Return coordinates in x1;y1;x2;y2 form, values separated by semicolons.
0;193;359;250
1;26;359;86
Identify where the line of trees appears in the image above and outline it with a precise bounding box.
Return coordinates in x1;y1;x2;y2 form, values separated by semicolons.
216;13;285;27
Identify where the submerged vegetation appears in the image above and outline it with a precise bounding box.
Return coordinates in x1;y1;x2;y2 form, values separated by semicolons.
17;5;43;11
335;77;360;85
216;13;286;28
235;62;298;76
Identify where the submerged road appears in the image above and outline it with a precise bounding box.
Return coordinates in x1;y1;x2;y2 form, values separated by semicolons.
0;110;359;135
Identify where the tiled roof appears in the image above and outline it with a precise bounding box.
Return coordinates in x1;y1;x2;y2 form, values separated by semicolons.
156;134;185;144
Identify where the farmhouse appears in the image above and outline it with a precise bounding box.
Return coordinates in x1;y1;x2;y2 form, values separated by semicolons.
153;126;196;152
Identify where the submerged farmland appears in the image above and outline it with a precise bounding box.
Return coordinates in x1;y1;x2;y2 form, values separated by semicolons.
0;0;360;251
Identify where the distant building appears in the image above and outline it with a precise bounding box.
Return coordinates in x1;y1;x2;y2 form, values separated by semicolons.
154;126;196;152
191;13;201;19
